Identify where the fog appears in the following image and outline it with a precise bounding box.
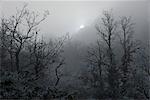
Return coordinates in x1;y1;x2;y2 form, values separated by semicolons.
1;1;149;41
0;0;149;99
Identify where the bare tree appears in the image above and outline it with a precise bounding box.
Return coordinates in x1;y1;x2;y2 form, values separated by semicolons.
3;4;49;72
139;44;150;76
0;4;70;98
134;44;150;99
24;31;69;98
85;40;106;97
0;19;8;69
118;16;140;97
95;10;121;98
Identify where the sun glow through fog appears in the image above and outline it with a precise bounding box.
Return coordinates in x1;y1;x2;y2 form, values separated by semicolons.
80;25;85;29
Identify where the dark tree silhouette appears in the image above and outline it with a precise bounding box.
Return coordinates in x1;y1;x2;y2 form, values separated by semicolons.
135;44;150;99
96;10;121;98
118;16;140;97
2;4;49;72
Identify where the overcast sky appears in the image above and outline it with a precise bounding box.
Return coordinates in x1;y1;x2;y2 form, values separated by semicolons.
1;0;149;43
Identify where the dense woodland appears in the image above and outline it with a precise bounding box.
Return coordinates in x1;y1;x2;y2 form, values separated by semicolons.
0;4;149;99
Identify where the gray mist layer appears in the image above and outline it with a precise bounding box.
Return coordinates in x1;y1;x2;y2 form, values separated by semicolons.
1;0;149;86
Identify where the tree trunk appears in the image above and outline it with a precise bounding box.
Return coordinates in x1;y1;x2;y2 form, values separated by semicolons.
15;53;20;71
15;44;22;72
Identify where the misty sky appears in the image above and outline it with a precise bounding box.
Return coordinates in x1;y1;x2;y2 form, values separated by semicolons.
1;0;149;43
0;0;149;82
